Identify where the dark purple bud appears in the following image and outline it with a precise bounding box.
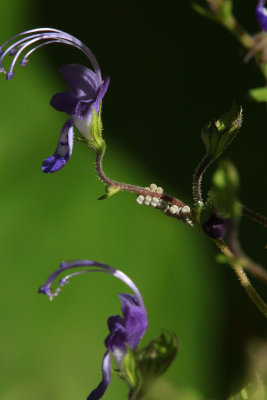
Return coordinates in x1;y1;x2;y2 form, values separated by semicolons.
256;0;267;31
202;213;228;239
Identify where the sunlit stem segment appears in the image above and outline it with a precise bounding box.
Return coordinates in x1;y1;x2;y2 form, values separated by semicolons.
215;239;267;318
221;15;254;50
192;154;212;206
94;150;187;208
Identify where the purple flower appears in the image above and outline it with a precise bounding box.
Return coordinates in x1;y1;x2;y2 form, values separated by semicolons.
38;260;148;400
256;0;267;31
202;213;228;239
0;28;109;173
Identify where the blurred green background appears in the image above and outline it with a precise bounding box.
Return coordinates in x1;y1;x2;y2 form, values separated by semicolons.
0;1;266;399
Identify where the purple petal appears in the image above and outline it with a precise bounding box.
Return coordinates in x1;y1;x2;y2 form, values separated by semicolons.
75;77;109;119
75;98;94;119
50;91;79;115
59;64;98;97
87;351;111;400
42;118;74;173
105;315;127;351
91;77;110;113
119;294;148;351
256;0;267;31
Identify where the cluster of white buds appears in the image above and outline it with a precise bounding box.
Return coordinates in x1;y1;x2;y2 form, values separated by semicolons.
136;184;194;226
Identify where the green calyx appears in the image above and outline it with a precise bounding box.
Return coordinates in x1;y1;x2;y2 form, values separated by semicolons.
209;159;241;218
201;103;242;162
98;185;121;200
87;104;106;153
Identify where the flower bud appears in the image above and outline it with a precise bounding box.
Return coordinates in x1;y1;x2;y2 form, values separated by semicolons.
209;159;241;218
133;331;178;397
201;104;242;161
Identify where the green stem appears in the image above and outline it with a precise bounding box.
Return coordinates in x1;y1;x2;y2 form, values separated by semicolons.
215;239;267;318
192;154;212;204
222;15;254;50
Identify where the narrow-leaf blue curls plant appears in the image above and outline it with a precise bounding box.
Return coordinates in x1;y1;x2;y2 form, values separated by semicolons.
39;260;178;400
1;27;267;316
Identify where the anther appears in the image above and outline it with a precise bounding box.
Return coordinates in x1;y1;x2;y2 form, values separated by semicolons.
136;195;145;205
9;48;17;56
19;58;29;66
6;71;15;80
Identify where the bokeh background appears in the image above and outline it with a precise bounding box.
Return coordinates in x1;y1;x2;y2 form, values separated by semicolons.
0;1;266;399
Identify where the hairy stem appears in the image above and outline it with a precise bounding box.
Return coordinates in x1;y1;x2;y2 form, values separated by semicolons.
227;224;267;285
215;239;267;318
95;151;186;208
192;154;212;204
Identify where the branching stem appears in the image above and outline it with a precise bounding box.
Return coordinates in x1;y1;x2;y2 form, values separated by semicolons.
215;239;267;318
242;205;267;228
95;150;186;208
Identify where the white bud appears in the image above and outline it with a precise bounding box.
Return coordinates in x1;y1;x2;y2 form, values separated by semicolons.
156;187;163;194
145;186;150;191
169;205;179;214
151;197;159;207
150;183;157;191
144;195;152;205
136;195;145;205
181;205;191;216
157;199;166;209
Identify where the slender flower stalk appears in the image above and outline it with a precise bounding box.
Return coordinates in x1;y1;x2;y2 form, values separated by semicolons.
39;260;148;400
241;205;267;228
215;239;267;318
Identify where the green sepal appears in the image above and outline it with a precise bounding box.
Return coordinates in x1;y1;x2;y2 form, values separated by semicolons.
249;87;267;102
98;185;121;200
134;331;178;397
122;347;141;389
87;104;106;153
201;104;242;162
209;159;241;218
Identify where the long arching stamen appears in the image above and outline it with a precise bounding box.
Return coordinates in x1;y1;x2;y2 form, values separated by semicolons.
1;28;102;83
38;260;145;309
20;39;69;65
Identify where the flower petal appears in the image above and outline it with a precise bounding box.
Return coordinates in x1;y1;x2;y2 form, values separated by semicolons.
87;351;111;400
50;91;79;115
42;118;74;173
91;77;110;114
119;293;148;351
256;0;267;31
105;315;127;352
59;64;98;97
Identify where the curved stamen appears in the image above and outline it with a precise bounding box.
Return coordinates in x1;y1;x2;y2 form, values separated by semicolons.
38;260;145;309
20;39;68;65
1;28;102;83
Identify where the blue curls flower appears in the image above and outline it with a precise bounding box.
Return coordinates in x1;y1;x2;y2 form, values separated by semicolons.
0;28;109;173
256;0;267;31
38;260;148;400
